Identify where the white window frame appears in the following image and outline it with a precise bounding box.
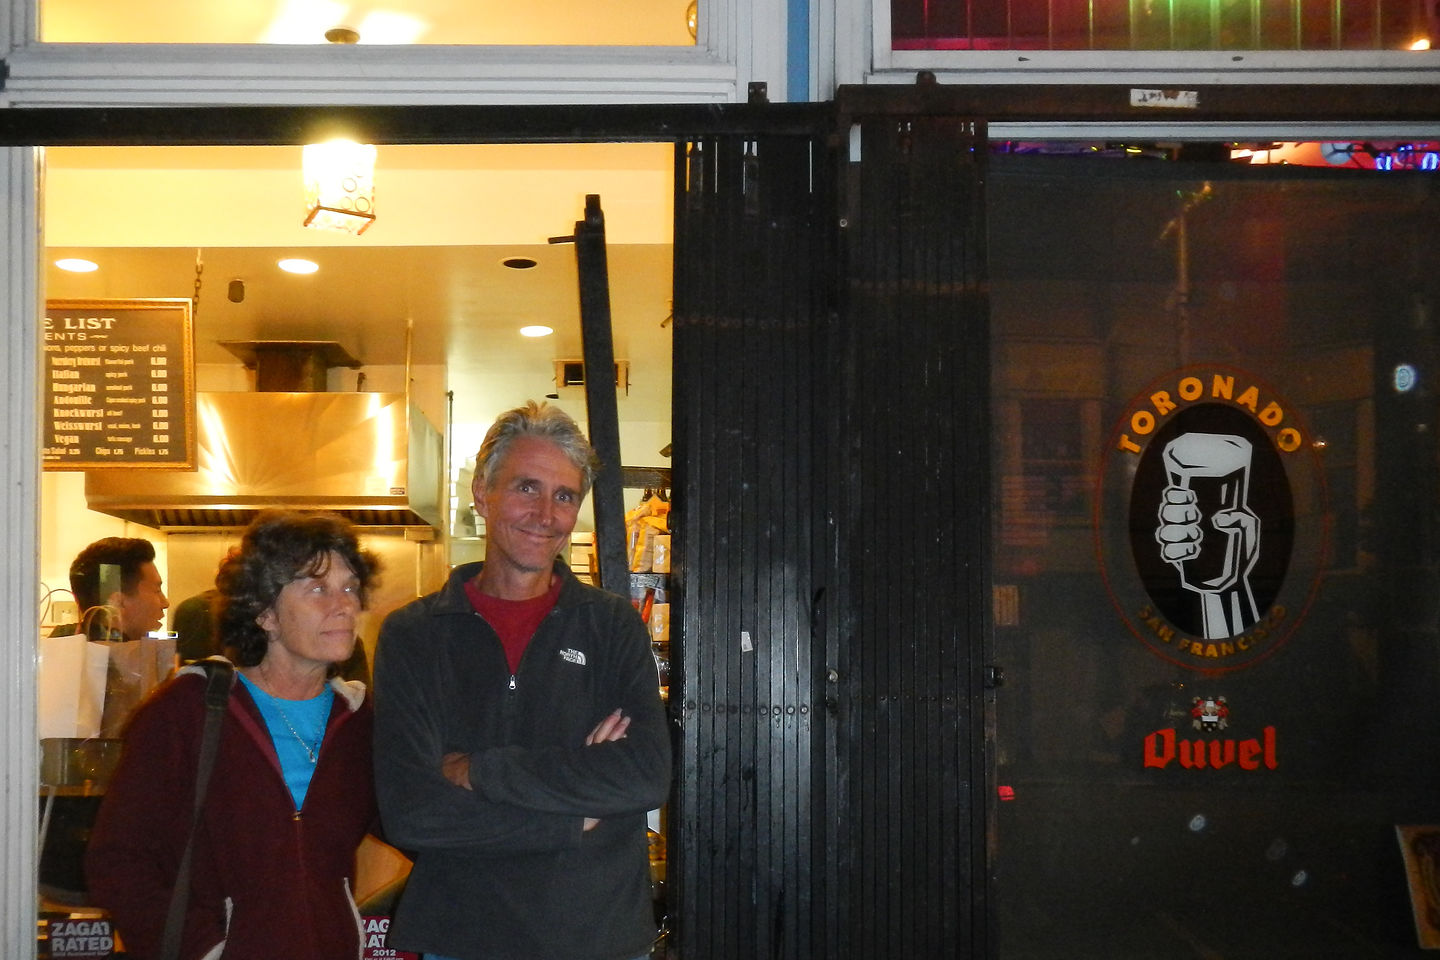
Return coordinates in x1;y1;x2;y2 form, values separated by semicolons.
1;144;40;960
1;0;788;106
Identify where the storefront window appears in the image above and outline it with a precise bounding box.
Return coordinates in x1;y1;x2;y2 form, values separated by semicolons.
40;0;698;45
891;0;1435;50
34;141;675;956
989;144;1440;955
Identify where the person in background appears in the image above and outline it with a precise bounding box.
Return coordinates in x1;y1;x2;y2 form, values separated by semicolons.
373;400;671;960
85;510;382;960
38;537;169;903
51;537;169;642
171;587;220;663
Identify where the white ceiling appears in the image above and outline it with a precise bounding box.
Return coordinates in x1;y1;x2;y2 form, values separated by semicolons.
42;144;678;432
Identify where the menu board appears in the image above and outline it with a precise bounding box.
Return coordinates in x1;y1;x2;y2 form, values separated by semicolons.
42;299;196;470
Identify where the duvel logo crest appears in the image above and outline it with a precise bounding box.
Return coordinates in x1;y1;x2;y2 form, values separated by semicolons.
1096;366;1330;672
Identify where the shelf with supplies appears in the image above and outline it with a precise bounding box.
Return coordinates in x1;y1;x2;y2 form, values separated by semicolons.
631;571;670;701
626;488;671;702
622;475;671;951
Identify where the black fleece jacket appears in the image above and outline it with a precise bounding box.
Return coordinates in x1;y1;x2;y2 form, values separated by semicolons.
373;561;671;960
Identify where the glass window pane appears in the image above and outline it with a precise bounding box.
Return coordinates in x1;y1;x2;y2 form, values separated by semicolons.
41;0;698;45
990;148;1440;956
891;0;1432;49
35;143;675;949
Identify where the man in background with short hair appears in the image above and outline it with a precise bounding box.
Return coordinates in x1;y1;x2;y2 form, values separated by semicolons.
51;537;169;642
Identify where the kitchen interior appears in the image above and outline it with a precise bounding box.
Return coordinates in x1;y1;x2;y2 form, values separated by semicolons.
35;89;683;960
35;0;693;643
31;2;696;946
39;140;678;654
37;142;680;953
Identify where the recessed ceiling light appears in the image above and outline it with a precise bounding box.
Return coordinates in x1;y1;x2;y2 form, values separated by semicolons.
520;325;554;338
55;258;99;273
502;257;539;270
278;258;320;275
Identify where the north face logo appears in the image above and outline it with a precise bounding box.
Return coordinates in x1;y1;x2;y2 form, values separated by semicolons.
558;648;586;666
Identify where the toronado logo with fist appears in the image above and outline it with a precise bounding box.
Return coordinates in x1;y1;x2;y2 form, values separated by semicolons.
1096;366;1330;672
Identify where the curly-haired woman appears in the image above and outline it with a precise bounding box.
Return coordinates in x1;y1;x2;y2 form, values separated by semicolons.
87;510;382;960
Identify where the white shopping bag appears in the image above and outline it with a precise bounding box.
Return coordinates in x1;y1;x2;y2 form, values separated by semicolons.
98;637;177;737
37;634;110;740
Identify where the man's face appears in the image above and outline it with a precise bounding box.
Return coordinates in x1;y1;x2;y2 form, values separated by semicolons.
117;561;169;641
473;434;585;578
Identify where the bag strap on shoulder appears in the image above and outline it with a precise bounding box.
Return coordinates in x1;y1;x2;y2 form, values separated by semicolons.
158;657;235;960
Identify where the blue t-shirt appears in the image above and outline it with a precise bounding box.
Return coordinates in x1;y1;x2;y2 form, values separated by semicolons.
237;673;334;810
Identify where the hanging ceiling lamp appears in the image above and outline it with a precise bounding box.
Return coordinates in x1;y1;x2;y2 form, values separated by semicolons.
302;139;377;236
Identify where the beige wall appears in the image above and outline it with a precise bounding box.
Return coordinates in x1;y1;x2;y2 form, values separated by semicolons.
38;471;167;629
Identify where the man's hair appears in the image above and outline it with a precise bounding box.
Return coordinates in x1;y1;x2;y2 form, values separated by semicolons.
475;400;600;498
214;510;381;668
69;538;157;613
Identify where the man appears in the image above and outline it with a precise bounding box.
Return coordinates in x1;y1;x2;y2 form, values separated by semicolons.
170;586;219;662
38;537;170;898
374;401;671;960
52;537;169;641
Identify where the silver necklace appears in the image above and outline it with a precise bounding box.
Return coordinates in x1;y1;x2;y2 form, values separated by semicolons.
256;663;325;763
271;702;324;764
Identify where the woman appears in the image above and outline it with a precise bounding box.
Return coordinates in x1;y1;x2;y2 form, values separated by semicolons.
86;510;382;960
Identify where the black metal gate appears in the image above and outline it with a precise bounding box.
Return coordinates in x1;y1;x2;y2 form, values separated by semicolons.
830;108;991;960
670;130;836;959
670;105;991;959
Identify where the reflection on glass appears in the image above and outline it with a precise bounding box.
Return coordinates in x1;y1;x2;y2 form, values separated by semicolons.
892;0;1434;51
989;147;1440;957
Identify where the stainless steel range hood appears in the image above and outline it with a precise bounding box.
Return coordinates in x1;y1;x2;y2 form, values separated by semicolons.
84;342;443;530
85;391;443;530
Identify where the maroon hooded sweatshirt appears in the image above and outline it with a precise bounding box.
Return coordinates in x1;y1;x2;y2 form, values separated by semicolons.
86;660;376;960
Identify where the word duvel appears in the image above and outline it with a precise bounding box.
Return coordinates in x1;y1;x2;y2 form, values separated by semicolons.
1144;726;1278;770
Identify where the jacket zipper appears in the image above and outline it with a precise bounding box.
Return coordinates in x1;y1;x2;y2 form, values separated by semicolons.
293;799;314;954
479;602;560;726
475;610;518;695
508;606;560;694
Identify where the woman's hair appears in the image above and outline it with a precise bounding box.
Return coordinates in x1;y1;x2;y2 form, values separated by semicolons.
476;400;599;498
214;510;380;668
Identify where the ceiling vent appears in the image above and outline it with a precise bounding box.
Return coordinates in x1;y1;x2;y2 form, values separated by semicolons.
554;358;630;391
218;339;362;391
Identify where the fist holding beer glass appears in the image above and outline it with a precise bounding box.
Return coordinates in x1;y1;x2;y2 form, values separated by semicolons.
1155;432;1261;640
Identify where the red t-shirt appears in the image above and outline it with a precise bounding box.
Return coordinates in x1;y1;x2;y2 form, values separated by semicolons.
464;574;563;674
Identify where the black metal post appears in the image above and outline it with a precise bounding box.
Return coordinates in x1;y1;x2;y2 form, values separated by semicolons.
567;194;629;600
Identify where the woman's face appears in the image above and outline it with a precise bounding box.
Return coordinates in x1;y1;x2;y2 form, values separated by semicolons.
256;551;361;672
